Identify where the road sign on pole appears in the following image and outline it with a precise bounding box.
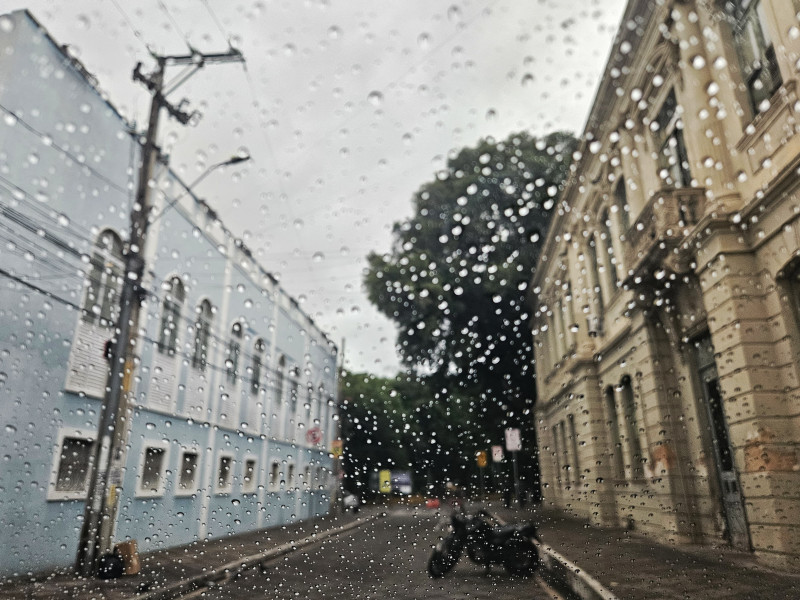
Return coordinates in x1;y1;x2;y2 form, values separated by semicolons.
505;428;521;451
491;445;504;463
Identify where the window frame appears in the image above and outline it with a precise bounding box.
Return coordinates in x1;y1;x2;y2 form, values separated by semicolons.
728;0;783;115
48;427;96;501
215;452;235;495
242;457;258;494
135;440;170;498
225;321;243;385
191;299;213;372
81;229;124;327
157;277;185;356
653;89;691;189
175;447;201;497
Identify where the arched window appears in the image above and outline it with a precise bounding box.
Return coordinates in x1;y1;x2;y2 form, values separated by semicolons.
192;300;213;371
654;89;691;188
82;229;124;327
158;277;185;355
250;338;266;395
289;367;299;415
599;211;619;290
620;375;644;480
275;355;286;405
226;322;243;385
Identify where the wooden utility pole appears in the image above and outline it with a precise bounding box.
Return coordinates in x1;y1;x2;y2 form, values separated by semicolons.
77;48;243;577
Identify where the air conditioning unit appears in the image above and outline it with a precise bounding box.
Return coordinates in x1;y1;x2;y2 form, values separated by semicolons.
586;314;602;337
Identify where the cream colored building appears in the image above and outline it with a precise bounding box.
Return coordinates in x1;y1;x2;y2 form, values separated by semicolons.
531;0;800;569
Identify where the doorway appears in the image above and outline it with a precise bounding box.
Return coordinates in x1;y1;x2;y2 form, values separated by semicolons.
694;335;751;551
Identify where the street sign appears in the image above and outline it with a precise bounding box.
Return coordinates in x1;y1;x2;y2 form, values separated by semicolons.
378;469;391;494
331;439;343;457
505;428;521;452
306;427;322;445
476;451;488;468
491;445;504;463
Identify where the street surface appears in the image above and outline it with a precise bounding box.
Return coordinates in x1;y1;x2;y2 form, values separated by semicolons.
199;506;558;599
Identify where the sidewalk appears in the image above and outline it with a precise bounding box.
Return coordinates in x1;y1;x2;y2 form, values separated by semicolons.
0;506;380;600
486;502;800;600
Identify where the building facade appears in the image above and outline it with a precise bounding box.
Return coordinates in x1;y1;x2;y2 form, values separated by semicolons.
0;10;337;576
532;0;800;569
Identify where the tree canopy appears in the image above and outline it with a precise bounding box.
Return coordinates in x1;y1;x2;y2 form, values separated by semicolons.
364;131;576;452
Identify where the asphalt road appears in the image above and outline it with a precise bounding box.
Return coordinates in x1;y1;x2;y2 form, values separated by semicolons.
198;506;559;599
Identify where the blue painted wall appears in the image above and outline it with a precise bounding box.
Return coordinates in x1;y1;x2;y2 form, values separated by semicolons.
0;10;337;576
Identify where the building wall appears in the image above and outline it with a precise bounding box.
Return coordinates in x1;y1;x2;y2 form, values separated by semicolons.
532;0;800;569
0;10;337;576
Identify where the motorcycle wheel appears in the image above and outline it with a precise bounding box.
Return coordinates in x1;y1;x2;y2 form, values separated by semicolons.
502;538;539;577
427;550;449;578
466;544;490;566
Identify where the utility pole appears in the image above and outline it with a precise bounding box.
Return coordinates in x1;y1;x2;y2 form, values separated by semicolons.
77;48;244;577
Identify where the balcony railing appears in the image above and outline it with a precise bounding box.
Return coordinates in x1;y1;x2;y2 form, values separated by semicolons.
623;187;706;282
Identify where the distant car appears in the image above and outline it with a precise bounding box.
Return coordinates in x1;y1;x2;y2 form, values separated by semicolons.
343;492;360;512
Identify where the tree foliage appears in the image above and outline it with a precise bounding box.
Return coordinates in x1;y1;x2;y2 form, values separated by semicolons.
364;131;576;449
340;371;486;495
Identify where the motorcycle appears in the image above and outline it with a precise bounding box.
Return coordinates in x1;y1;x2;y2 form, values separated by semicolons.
428;509;539;578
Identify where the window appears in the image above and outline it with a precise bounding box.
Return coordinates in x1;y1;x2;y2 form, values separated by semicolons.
138;445;167;497
81;229;124;327
729;0;782;114
225;322;243;385
289;369;299;415
604;386;625;480
177;450;199;495
287;464;295;489
192;300;213;371
52;434;95;498
158;277;185;355
620;376;645;480
250;339;266;395
614;178;630;233
653;90;691;188
302;466;311;489
275;355;286;405
243;458;257;494
599;212;619;290
216;454;234;494
269;461;280;490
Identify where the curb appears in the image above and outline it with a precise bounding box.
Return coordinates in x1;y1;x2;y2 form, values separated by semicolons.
489;512;618;600
137;514;378;600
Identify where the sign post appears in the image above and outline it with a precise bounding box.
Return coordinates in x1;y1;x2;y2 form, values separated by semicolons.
491;445;503;494
505;428;522;505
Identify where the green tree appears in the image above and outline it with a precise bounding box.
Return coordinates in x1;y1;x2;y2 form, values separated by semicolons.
363;131;576;497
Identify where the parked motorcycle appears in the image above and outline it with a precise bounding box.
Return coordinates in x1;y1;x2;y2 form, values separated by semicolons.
427;509;539;578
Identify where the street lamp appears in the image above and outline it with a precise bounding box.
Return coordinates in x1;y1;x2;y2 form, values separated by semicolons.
151;153;251;223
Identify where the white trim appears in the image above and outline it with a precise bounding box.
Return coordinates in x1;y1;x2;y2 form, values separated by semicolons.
175;446;201;498
135;439;170;498
47;427;96;502
214;452;235;495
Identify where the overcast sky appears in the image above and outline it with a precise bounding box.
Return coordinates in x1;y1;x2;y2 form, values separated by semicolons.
6;0;627;375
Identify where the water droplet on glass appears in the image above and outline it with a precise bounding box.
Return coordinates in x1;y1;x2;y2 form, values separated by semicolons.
486;108;497;120
367;91;383;107
417;33;431;49
328;26;341;39
312;252;325;262
521;73;535;87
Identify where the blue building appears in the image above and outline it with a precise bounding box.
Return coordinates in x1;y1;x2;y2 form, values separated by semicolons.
0;10;338;576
